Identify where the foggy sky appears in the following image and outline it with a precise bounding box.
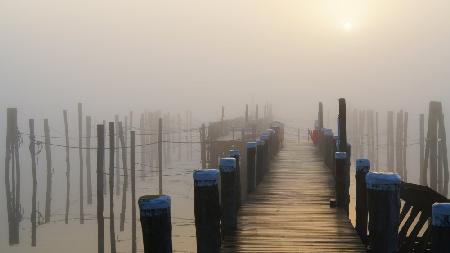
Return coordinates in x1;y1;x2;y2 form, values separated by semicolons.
1;0;450;121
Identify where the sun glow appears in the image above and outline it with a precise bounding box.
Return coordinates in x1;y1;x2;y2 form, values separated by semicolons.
342;20;353;31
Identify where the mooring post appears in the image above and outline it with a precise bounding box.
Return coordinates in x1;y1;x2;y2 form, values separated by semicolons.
335;152;349;216
193;169;221;253
366;172;401;253
219;157;237;235
131;131;137;253
138;195;172;253
432;203;450;253
229;149;242;209
261;132;271;174
355;159;370;244
247;142;257;193
256;140;265;185
96;124;105;253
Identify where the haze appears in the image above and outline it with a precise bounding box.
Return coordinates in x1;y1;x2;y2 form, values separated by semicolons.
1;1;450;252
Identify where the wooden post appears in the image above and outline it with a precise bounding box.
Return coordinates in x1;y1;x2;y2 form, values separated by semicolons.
438;110;449;196
108;122;117;253
431;203;450;253
335;152;349;216
396;111;404;178
131;131;137;253
219;158;238;235
63;110;71;224
5;108;18;244
29;119;37;246
403;112;408;181
138;195;173;252
355;159;370;244
97;124;105;253
366;172;401;253
194;169;221;253
387;111;395;171
245;104;249;123
119;122;128;232
78;103;84;224
44;119;53;223
338;98;347;152
115;115;121;195
359;110;366;158
103;120;107;195
246;142;257;193
318;102;324;129
200;124;206;169
256;104;259;120
420;114;426;185
158;118;163;195
140;114;145;180
86;116;93;205
375;112;379;169
229;149;241;209
256;140;264;185
429;102;440;191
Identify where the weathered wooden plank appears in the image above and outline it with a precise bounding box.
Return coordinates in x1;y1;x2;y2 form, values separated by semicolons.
222;140;365;252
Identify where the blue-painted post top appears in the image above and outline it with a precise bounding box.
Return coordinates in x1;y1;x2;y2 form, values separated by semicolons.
366;172;401;191
266;129;276;135
246;141;257;149
229;149;240;158
219;157;236;172
432;203;450;227
257;139;265;146
138;195;170;212
356;159;370;172
260;132;270;141
193;169;219;187
335;152;347;160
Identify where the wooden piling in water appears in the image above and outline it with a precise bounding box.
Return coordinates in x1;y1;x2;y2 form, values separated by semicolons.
119;122;128;232
403;112;408;181
318;102;324;129
366;172;401;253
355;159;370;244
194;169;221;253
131;131;137;253
335;152;349;216
200;124;206;169
86;116;93;205
387;111;395;171
96;124;105;253
78;103;84;224
229;149;241;209
63;110;71;224
159;118;163;195
44;119;53;223
115;115;121;196
138;195;173;253
247;142;257;193
109;122;117;253
432;203;450;253
420;114;426;186
220;157;238;235
29;119;37;246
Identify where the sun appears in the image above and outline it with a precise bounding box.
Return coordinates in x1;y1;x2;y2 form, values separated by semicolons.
342;20;353;31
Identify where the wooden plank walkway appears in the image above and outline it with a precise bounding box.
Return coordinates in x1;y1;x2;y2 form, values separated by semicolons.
221;140;366;252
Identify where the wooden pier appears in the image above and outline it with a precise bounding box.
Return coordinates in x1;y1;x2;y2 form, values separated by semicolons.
222;139;365;252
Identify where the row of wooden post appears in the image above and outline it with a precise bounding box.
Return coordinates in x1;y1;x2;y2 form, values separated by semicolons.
317;100;450;252
3;105;181;252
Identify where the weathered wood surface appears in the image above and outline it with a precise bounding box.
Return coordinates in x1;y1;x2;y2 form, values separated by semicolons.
222;140;365;252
